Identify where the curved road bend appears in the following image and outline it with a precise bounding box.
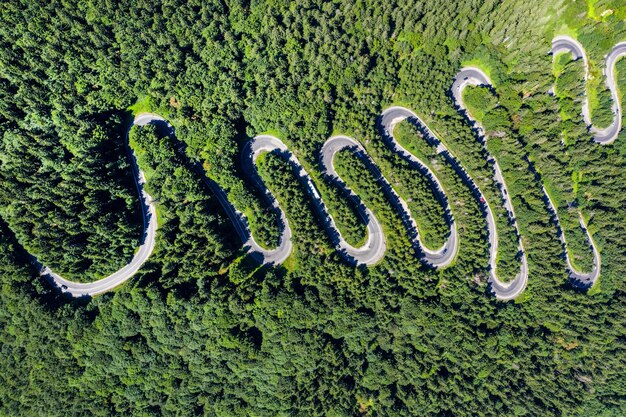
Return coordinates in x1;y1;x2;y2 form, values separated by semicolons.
41;113;161;297
552;35;626;144
543;187;600;286
245;135;385;265
240;135;294;265
452;68;529;300
549;37;605;285
377;108;459;268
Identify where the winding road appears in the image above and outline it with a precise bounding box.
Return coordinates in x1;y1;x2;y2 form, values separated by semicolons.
246;129;460;268
27;37;623;299
452;67;529;300
36;89;531;300
244;134;386;265
552;35;626;144
377;108;459;268
40;113;160;297
543;188;600;286
549;35;613;285
318;136;387;265
240;136;294;264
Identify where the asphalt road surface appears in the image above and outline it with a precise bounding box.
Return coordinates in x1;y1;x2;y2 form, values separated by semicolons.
543;188;601;286
552;35;626;144
246;134;386;265
378;107;459;268
41;113;161;297
39;45;613;299
452;68;529;300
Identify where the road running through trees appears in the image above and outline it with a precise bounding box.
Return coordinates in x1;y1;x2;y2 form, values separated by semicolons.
545;35;616;285
28;41;625;299
245;134;386;265
452;68;529;300
44;106;523;299
551;36;626;145
40;113;161;296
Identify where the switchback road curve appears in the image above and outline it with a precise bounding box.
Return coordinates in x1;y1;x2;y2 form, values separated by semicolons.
240;136;294;265
543;188;600;286
244;130;464;268
320;133;456;268
549;35;611;285
40;113;160;297
452;67;529;300
29;40;621;299
245;134;386;265
552;35;626;144
378;108;459;268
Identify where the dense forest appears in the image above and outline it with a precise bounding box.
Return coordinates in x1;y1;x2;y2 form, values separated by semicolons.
1;0;626;415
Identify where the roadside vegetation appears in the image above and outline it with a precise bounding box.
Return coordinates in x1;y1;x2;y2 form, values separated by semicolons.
373;122;450;251
129;124;237;286
461;85;526;282
550;54;600;271
315;174;369;248
1;0;626;416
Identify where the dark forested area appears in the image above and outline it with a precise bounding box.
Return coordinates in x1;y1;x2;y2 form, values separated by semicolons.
1;0;626;416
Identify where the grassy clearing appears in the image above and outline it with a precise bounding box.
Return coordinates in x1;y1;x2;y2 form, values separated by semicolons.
128;96;153;116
